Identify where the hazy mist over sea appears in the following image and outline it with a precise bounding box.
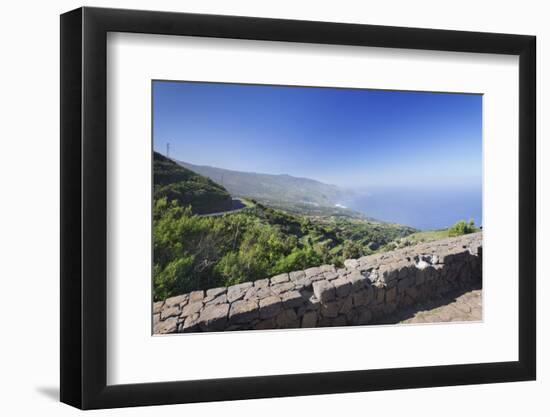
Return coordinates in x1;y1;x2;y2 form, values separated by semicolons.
344;185;482;230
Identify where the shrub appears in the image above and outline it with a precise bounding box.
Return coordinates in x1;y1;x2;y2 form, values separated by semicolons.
152;195;418;300
342;240;364;260
448;219;476;237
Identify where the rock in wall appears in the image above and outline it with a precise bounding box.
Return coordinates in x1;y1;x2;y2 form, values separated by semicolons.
154;232;482;334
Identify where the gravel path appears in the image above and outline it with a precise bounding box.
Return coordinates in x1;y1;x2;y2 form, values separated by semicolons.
375;286;482;325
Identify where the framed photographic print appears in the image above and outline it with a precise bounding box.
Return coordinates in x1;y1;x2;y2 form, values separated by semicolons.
60;7;536;409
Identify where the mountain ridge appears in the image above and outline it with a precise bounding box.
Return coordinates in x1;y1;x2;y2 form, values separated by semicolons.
176;159;354;209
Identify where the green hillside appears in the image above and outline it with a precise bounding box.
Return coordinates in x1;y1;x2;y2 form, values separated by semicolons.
153;152;232;215
256;198;373;220
153;197;416;300
177;160;353;209
383;220;481;251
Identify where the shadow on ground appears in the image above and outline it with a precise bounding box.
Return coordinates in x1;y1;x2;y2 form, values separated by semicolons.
35;386;59;401
372;281;483;325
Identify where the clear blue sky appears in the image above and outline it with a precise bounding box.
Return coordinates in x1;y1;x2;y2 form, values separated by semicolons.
153;81;482;189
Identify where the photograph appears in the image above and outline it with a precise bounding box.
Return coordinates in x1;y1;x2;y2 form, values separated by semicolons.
53;3;539;411
152;81;483;334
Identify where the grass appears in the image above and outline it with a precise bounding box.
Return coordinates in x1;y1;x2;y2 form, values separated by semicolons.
239;197;256;208
405;229;451;243
387;226;482;250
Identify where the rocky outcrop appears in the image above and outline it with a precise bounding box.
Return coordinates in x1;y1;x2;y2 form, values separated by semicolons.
154;232;482;334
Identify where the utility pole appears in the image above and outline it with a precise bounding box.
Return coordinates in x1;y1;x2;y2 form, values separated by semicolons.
166;142;170;158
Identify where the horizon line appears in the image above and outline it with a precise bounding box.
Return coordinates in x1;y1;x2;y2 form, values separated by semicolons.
154;149;481;191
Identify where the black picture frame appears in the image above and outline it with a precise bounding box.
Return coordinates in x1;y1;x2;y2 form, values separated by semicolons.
60;6;536;410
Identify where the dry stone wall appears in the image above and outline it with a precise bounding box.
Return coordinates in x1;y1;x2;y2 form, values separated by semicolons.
154;232;482;334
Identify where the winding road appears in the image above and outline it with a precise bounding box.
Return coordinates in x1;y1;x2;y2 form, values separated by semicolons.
200;198;247;217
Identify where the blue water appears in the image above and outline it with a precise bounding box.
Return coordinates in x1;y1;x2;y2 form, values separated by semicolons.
344;186;482;230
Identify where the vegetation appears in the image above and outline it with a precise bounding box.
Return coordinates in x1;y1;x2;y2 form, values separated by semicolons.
383;219;480;251
153;152;232;215
255;198;369;220
153;196;416;301
448;219;477;237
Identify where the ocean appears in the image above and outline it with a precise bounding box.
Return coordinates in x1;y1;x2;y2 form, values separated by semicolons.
344;186;482;231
